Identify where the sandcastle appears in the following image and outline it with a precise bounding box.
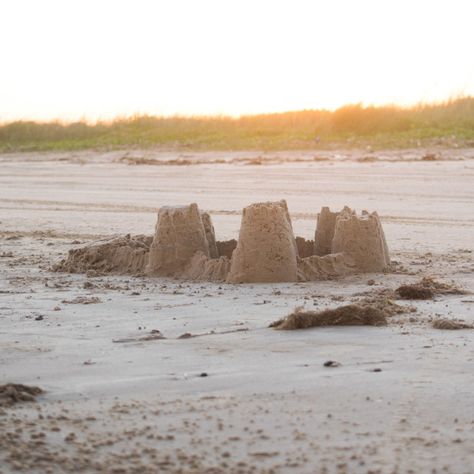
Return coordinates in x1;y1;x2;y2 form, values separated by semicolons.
54;200;391;282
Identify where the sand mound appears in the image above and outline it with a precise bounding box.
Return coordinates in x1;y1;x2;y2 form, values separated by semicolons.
314;206;341;256
53;234;151;275
297;253;357;281
432;318;473;330
331;208;390;272
270;304;387;330
227;200;298;283
181;251;231;282
396;277;468;299
146;204;212;276
216;239;237;259
0;384;43;407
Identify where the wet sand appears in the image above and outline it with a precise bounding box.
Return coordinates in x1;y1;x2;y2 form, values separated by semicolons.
1;149;474;473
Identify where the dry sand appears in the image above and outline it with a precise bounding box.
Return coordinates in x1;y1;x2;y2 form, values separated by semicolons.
1;148;474;473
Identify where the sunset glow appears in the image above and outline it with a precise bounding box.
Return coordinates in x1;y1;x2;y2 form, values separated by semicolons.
1;0;473;121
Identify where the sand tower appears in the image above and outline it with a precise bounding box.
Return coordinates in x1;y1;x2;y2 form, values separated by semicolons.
314;206;341;256
331;210;390;272
227;200;298;283
146;203;212;276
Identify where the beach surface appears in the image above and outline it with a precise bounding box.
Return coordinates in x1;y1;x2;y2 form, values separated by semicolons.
1;149;473;473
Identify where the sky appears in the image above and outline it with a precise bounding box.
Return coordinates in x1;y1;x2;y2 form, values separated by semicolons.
1;0;473;122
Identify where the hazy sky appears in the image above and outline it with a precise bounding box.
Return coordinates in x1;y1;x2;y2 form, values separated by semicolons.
1;0;473;121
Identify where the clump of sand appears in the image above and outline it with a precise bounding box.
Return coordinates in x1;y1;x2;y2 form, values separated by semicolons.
396;277;468;300
146;204;213;276
53;234;151;275
0;384;43;407
432;318;473;330
227;200;298;283
270;304;388;330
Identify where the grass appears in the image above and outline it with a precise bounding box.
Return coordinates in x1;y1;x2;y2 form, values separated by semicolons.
1;97;474;152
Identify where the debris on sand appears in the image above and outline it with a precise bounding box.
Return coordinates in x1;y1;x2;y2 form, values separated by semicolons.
270;304;388;330
227;201;299;283
396;277;468;300
53;234;152;276
432;319;473;330
62;296;102;305
0;384;44;407
323;360;341;368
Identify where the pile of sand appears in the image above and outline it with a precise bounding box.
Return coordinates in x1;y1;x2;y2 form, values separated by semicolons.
181;251;231;281
297;252;358;281
227;201;298;283
0;384;43;407
53;234;152;276
270;304;388;330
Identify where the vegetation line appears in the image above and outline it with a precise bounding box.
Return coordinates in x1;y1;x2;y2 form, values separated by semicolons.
1;98;474;152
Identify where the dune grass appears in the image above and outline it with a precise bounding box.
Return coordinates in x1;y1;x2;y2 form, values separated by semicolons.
1;97;474;152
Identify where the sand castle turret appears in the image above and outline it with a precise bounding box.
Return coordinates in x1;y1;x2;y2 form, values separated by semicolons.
314;206;339;256
146;203;212;276
201;212;219;259
331;209;390;272
227;200;298;283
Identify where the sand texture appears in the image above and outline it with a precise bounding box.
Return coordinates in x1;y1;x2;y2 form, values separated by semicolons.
2;149;474;473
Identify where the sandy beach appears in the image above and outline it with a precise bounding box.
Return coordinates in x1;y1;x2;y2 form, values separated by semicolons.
1;148;474;473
